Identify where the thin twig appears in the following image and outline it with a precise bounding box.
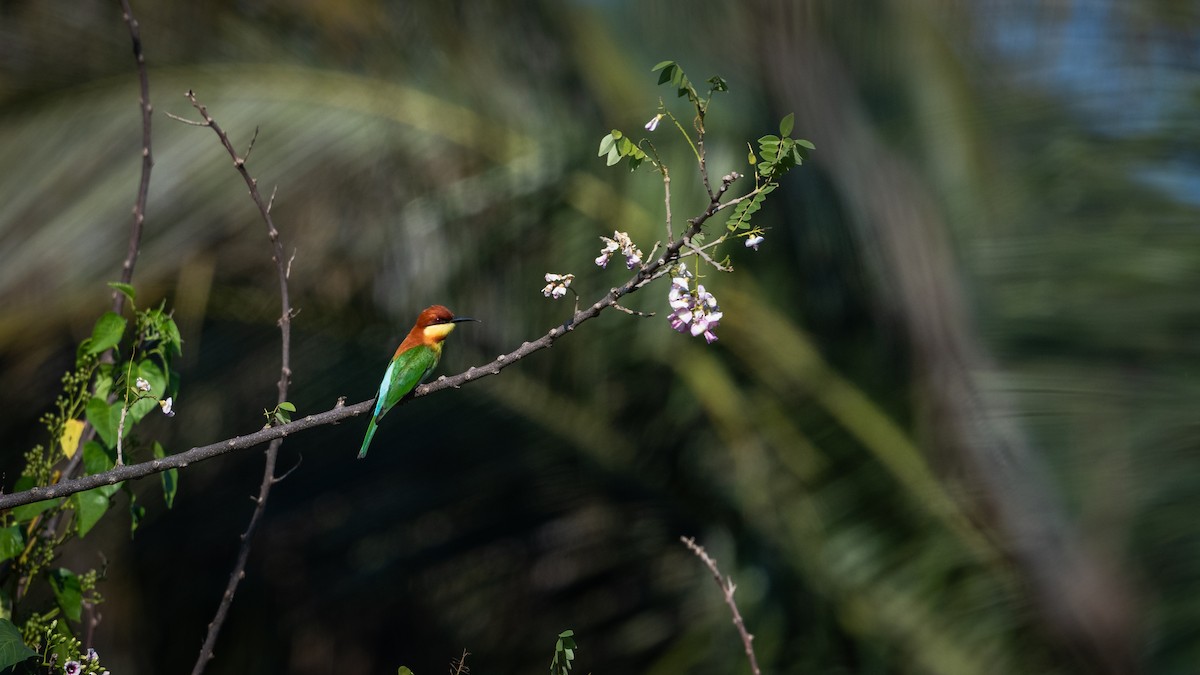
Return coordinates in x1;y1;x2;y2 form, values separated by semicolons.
681;536;761;675
611;303;655;317
662;166;674;244
682;240;733;272
178;91;294;675
113;0;153;316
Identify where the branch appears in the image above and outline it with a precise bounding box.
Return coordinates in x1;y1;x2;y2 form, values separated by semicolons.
681;536;761;675
0;172;746;513
176;91;294;675
113;0;153;316
0;399;365;511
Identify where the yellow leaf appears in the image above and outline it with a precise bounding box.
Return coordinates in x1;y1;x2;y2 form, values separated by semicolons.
60;419;85;458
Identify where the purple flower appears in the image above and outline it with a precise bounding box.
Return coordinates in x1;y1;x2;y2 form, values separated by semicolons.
667;272;722;343
64;662;81;675
596;231;643;270
745;234;764;251
645;114;663;132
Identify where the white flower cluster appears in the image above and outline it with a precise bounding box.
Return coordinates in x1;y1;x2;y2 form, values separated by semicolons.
595;231;643;270
542;273;575;300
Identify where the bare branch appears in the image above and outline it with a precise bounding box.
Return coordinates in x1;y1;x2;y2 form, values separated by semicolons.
180;90;294;675
0;400;364;511
681;536;761;675
114;0;153;316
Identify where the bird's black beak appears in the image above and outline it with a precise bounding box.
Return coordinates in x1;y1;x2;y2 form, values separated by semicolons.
451;316;480;324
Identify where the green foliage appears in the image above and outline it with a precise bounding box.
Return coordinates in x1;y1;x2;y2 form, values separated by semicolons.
127;490;145;538
653;60;726;113
549;630;577;675
0;619;36;672
106;281;135;304
752;113;814;183
83;312;125;357
3;283;183;665
598;130;648;170
72;489;109;538
727;183;777;232
46;569;81;623
154;441;178;509
0;528;23;564
20;614;109;674
84;396;120;449
265;401;296;427
724;113;814;233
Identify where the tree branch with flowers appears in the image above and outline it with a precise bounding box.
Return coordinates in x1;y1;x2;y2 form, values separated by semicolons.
0;50;808;674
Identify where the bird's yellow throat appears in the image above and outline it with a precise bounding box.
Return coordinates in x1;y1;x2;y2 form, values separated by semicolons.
422;322;457;343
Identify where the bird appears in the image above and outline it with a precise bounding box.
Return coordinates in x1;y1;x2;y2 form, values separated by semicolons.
358;305;478;458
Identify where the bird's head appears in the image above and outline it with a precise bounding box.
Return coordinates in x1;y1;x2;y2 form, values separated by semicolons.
416;305;478;342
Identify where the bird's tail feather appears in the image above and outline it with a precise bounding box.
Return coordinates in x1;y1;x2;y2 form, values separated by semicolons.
358;417;378;459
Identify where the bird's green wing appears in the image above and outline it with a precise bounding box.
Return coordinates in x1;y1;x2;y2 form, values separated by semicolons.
374;344;439;421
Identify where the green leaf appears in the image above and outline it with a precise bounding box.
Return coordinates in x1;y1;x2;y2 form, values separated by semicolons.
10;477;58;523
162;316;183;356
597;133;615;157
73;489;110;537
83;440;116;476
86;396;119;448
797;138;815;149
155;442;178;509
48;568;82;622
606;147;621;166
780;112;795;137
10;499;56;524
129;490;145;538
0;527;23;564
278;402;296;412
82;440;122;499
655;63;676;84
0;618;36;671
129;359;166;423
707;75;728;92
651;60;675;72
86;312;127;356
107;282;136;304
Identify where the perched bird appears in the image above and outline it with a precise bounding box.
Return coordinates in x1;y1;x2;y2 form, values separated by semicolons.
358;305;477;458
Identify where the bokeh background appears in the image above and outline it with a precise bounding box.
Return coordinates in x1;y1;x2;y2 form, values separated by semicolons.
1;0;1197;673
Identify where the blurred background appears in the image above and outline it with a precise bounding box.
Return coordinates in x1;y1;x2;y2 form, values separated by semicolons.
1;0;1197;673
